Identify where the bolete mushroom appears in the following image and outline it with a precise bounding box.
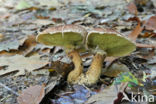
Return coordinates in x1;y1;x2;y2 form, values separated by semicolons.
36;24;87;82
69;28;136;85
86;28;136;84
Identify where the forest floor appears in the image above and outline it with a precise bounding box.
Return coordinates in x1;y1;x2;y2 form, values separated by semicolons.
0;0;156;104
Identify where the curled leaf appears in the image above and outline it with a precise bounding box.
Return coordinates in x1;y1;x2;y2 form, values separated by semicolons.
128;17;143;41
145;16;156;31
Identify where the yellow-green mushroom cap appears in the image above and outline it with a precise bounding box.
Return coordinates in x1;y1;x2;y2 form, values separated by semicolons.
36;24;87;51
86;28;136;57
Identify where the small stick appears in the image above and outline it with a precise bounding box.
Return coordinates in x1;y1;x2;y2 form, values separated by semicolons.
0;82;19;96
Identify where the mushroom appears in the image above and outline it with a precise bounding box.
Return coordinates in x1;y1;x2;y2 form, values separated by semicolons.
36;26;136;86
36;24;87;82
70;28;136;85
85;28;136;85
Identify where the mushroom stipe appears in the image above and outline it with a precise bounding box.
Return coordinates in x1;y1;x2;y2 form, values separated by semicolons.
36;25;136;86
69;52;106;85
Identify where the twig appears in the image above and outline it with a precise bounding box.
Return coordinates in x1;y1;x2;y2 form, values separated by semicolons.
0;82;19;96
0;94;12;102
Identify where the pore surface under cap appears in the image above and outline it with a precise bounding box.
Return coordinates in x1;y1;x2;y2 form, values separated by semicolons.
87;31;136;56
36;25;87;49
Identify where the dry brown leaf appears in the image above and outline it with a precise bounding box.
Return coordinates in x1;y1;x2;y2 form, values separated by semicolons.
17;85;45;104
20;35;38;56
127;17;156;49
102;63;129;77
0;36;27;52
0;35;37;57
128;17;143;41
51;61;73;77
127;2;138;15
141;32;156;38
0;54;48;76
86;83;128;104
145;16;156;31
86;85;117;104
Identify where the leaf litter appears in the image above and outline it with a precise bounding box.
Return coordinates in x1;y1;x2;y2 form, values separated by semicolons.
0;54;49;76
17;84;45;104
0;0;156;104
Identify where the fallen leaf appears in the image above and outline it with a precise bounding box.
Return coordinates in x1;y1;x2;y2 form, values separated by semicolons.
0;35;37;56
20;35;38;56
114;72;138;87
127;17;156;49
0;36;27;52
127;2;138;15
128;17;143;41
151;0;156;7
45;75;61;94
149;67;156;79
102;63;129;77
141;32;156;38
17;85;45;104
86;83;128;104
148;56;156;65
52;84;96;104
145;16;156;31
0;54;48;76
51;61;73;77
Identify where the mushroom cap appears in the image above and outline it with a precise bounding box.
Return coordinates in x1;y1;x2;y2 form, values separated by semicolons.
36;24;87;50
86;28;136;57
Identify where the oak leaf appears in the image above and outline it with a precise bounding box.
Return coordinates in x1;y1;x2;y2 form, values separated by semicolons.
0;54;48;76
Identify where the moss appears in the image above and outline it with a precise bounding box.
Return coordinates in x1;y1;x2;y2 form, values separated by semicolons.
37;32;83;49
87;33;136;56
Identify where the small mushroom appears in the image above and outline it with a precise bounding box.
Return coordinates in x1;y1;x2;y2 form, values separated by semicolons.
70;28;136;85
85;28;136;85
36;24;87;81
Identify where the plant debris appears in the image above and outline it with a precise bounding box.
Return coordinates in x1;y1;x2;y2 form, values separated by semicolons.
0;0;156;104
0;54;49;76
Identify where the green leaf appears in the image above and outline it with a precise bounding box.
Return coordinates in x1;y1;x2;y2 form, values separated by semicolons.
114;72;138;87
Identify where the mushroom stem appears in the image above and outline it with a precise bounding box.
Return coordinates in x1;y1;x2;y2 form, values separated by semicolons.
85;52;106;85
67;50;83;84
